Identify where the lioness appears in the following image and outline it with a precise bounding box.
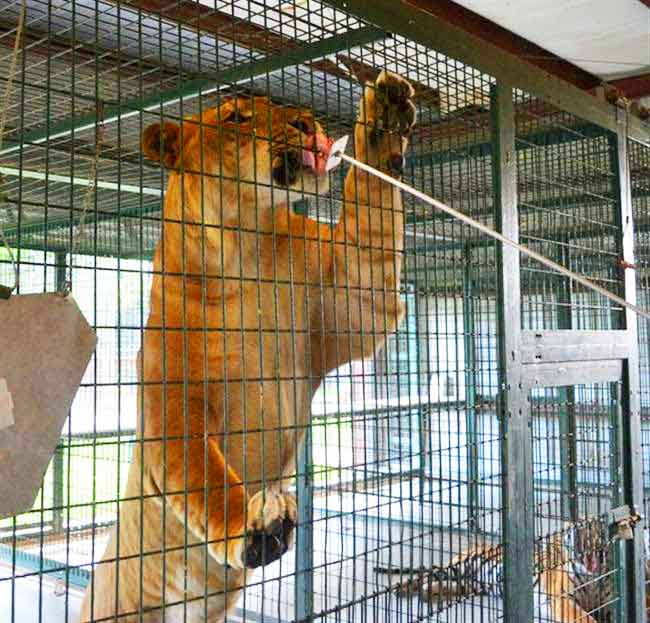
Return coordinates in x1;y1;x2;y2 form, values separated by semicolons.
81;70;416;622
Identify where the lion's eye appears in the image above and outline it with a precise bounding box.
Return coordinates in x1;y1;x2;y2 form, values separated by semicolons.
289;118;312;134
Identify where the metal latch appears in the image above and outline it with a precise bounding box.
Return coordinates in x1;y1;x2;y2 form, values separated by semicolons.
608;505;643;541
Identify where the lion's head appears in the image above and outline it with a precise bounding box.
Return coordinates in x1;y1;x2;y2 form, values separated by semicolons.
142;96;333;225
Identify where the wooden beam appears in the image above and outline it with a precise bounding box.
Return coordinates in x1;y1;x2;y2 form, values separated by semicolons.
119;0;294;52
0;19;177;84
609;73;650;100
403;0;601;91
636;0;650;8
110;1;384;92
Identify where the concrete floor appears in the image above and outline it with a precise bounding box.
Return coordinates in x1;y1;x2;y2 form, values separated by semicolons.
0;482;507;622
0;540;501;623
0;564;82;623
0;511;504;622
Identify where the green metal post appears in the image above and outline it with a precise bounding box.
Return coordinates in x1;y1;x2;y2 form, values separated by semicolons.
611;123;645;623
462;243;480;529
414;292;430;500
556;240;578;522
2;202;161;243
295;427;314;622
52;251;68;534
492;82;534;623
406;122;605;168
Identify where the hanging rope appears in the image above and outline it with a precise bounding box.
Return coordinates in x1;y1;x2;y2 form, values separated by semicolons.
331;145;650;322
60;102;106;296
0;0;26;297
0;1;106;298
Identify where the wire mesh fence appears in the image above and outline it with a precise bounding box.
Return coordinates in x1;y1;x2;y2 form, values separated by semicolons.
0;2;647;623
629;137;650;622
513;97;632;622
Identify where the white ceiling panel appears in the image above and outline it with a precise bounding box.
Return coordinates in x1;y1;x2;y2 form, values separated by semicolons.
453;0;650;80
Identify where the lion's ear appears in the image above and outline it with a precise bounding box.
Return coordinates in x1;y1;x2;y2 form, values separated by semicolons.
142;122;180;168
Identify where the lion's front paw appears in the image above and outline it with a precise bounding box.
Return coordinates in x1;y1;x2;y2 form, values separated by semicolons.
358;71;416;175
208;490;296;570
371;70;416;138
211;489;296;570
243;489;297;569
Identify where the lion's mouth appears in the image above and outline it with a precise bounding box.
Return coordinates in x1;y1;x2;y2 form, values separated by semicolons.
300;132;334;177
272;132;335;187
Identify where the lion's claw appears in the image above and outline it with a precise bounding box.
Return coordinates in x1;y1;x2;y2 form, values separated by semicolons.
372;70;416;137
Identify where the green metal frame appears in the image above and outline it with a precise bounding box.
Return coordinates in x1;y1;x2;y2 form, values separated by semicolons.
492;82;535;621
462;243;480;529
613;124;645;623
3;202;161;241
406;121;608;168
295;430;314;621
51;252;67;533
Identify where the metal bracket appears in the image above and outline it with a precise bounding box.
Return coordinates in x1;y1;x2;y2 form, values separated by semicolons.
521;359;623;390
521;330;632;364
608;505;643;541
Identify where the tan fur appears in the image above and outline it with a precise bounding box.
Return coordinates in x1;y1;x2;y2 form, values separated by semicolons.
80;72;416;622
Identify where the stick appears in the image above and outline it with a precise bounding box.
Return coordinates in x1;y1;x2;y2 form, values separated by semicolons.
335;148;649;322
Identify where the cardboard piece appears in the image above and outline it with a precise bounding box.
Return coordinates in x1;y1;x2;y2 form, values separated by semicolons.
0;293;96;519
0;378;14;430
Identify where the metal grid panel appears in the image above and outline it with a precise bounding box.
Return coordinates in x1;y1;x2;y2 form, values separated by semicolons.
513;91;637;623
531;382;623;622
514;94;624;331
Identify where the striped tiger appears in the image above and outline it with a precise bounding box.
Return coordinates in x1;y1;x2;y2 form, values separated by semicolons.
375;519;647;622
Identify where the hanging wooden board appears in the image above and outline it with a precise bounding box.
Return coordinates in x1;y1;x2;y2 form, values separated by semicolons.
0;293;96;519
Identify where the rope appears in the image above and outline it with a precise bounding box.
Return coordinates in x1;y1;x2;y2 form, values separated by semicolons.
0;0;26;296
61;102;106;296
336;149;650;321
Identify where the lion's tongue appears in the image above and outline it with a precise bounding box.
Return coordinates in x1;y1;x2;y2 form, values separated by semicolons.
301;149;316;171
301;133;334;176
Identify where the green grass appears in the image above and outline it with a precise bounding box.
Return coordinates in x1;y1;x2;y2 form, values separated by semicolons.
2;416;366;534
0;435;134;532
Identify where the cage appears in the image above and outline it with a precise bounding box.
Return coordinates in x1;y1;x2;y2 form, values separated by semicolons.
0;1;648;623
